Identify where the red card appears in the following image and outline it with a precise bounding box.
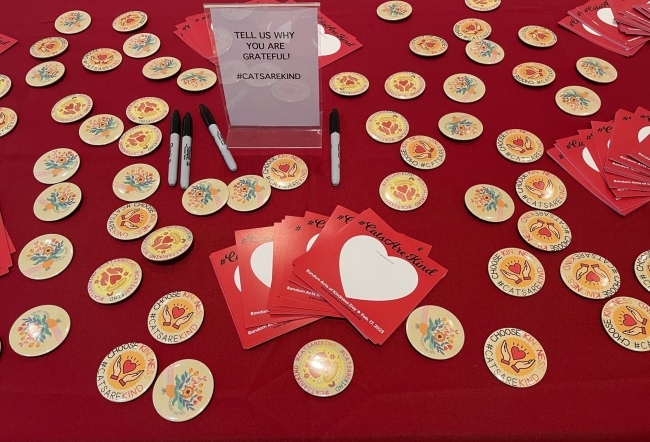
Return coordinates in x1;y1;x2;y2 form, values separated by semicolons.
570;1;649;48
625;109;650;167
0;33;17;56
559;16;645;55
210;247;319;349
174;28;205;57
317;12;362;68
235;227;310;327
293;208;447;345
186;13;215;58
606;109;650;179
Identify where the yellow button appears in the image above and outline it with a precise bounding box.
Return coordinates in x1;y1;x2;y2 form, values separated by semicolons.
560;252;620;300
96;342;157;403
406;306;465;359
88;258;142;304
148;292;204;344
484;328;547;388
55;10;91;34
488;248;545;297
82;48;122;72
379;172;428;211
141;226;193;262
517;210;572;252
293;339;354;397
601;297;650;352
51;93;93;123
329;72;369;96
366;110;409;143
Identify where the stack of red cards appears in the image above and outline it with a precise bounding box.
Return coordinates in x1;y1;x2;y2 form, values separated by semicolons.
0;207;16;276
548;107;650;215
210;205;447;348
175;2;362;68
559;0;649;56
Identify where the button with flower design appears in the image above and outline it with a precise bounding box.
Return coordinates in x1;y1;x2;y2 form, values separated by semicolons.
25;61;65;87
464;184;515;222
143;56;182;80
18;234;73;280
465;39;504;65
182;178;228;215
576;57;617;83
438;112;483;141
153;359;214;421
112;163;160;202
376;1;412;21
55;10;91;34
379;172;428;211
293;339;354;397
177;68;217;92
33;182;82;222
79;114;124;146
406;306;465;359
123;32;160;58
9;305;70;357
444;73;485;103
33;148;80;184
227;175;271;212
512;62;555;87
555;86;601;116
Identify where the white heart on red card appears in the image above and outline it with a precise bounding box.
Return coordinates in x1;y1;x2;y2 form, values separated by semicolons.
639;126;650;144
339;235;418;302
251;242;273;288
582;147;599;172
306;234;319;252
234;266;241;292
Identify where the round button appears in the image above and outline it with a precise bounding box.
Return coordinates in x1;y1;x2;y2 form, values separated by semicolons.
126;97;169;124
438;112;483;141
329;72;369;96
143;57;181;80
560;252;620;299
51;93;93;123
9;305;70;357
26;61;65;87
18;234;73;280
466;39;504;65
88;258;142;304
453;18;491;41
33;148;80;184
148;291;204;344
465;184;515;222
55;10;91;34
576;57;617;83
118;125;163;157
33;182;82;222
262;154;308;190
82;48;122;72
443;73;485;103
141;226;193;262
517;210;572;252
113;11;148;32
484;328;547;388
177;68;217;92
152;359;214;421
518;26;557;47
496;129;544;163
0;75;11;99
123;33;160;58
107;202;158;241
30;37;68;59
409;35;448;56
466;0;500;11
384;71;425;100
96;342;157;403
406;306;464;359
601;297;650;352
400;136;445;170
377;1;412;21
488;248;545;297
294;339;354;397
0;107;18;137
227;175;271;212
112;163;160;202
182;179;228;215
555;86;601;116
366;111;409;143
512;62;556;87
515;170;567;210
79;114;124;146
634;251;650;292
379;172;428;211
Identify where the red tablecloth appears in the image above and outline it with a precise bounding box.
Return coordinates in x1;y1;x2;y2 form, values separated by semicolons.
1;0;650;440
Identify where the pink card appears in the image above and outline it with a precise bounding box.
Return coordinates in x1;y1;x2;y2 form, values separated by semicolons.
293;208;447;345
210;246;319;349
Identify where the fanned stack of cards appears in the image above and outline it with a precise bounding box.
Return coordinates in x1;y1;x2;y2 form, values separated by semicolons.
548;107;650;215
559;0;649;56
210;205;448;348
0;207;16;276
174;1;362;68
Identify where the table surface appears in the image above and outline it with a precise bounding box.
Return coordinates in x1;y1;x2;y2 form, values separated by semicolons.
1;0;650;440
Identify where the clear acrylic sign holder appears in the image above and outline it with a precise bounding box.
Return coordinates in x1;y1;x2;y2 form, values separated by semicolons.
204;2;322;149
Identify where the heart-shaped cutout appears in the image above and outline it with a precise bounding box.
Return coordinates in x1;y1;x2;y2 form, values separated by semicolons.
508;262;522;274
639;126;650;144
234;266;242;292
251;242;273;288
511;346;526;360
171;306;185;319
306;234;319;252
623;313;637;327
339;235;418;302
122;359;137;374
